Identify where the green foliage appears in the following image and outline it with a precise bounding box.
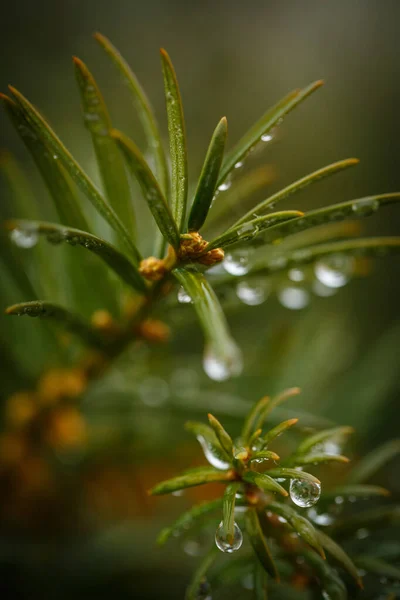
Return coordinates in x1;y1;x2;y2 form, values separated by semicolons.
150;390;399;598
1;35;400;373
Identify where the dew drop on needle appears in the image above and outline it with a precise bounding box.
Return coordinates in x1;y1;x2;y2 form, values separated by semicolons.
215;521;243;553
289;478;321;508
10;228;38;249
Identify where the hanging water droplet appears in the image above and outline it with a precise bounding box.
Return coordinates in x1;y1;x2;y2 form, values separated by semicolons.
53;154;59;160
234;161;244;169
202;343;243;382
218;177;232;192
288;268;305;282
215;521;243;553
196;434;230;470
351;197;379;216
314;254;354;288
236;279;269;306
10;228;38;249
223;248;253;276
312;280;338;297
289;478;321;507
172;489;185;497
278;287;310;310
137;377;169;407
177;286;192;304
261;133;273;143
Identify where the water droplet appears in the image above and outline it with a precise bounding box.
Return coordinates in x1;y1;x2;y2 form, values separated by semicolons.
253;457;272;466
233;446;248;460
335;496;344;505
322;440;341;455
203;343;243;382
312;280;338;297
234;161;243;169
172;489;184;497
352;197;379;216
223;248;253;276
53;154;59;160
183;540;203;557
314;254;354;288
218;177;232;192
10;228;38;249
236;279;269;306
251;439;263;452
288;268;305;282
177;286;192;304
289;478;321;507
278;287;310;310
237;222;259;240
137;377;169;407
356;527;369;540
322;592;332;600
307;507;334;526
196;434;230;469
261;133;273;143
309;440;341;457
215;521;243;553
277;515;288;524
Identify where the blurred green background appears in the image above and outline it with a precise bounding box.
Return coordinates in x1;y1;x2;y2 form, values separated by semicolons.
0;1;399;598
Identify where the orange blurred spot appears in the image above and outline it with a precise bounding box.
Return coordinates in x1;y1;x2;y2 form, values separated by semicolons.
6;391;37;427
46;406;87;449
38;368;87;405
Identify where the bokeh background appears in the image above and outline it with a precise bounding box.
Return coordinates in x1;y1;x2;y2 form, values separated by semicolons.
0;1;399;598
